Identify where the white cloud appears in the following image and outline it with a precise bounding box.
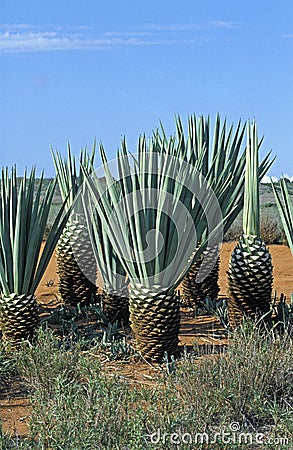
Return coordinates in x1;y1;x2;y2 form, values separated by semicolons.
143;21;239;32
0;22;238;53
103;31;151;37
261;175;278;183
0;30;206;52
144;23;196;31
0;23;93;32
261;175;293;183
208;20;239;29
0;31;86;52
0;23;31;31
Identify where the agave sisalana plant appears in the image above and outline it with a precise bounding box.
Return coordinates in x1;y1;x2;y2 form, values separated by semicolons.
227;121;274;328
80;147;129;325
0;167;70;346
156;114;273;310
271;177;293;255
52;144;97;306
83;133;234;362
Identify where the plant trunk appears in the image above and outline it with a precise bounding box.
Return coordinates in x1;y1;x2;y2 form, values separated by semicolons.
181;245;220;309
227;236;273;329
101;287;129;326
57;219;97;306
0;294;39;347
129;283;180;362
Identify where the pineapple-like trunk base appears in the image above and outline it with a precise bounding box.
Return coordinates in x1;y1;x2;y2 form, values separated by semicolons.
182;245;220;309
57;219;97;307
0;294;39;347
129;284;180;363
57;250;97;306
227;236;273;329
101;288;129;326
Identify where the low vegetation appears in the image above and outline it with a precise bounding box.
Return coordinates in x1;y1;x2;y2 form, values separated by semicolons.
0;320;292;449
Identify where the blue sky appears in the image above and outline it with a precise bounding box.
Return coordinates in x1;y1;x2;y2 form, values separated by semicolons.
0;0;292;178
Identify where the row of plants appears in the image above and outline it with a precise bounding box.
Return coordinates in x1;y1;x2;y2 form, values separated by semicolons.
0;115;292;363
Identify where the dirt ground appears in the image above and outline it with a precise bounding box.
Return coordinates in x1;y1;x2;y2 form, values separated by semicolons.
218;242;293;299
1;243;293;437
35;242;293;301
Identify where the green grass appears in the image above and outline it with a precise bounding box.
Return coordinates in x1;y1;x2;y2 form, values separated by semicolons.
1;321;292;449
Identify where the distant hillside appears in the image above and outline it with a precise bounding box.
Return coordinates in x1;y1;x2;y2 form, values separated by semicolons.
46;180;293;211
41;179;292;244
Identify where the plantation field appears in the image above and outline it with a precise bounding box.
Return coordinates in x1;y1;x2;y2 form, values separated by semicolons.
1;164;292;448
1;242;292;442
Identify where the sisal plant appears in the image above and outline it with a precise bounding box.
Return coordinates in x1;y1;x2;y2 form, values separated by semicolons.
52;144;97;306
227;121;274;328
271;177;293;256
156;114;272;310
0;167;69;347
84;133;233;362
81;145;129;325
